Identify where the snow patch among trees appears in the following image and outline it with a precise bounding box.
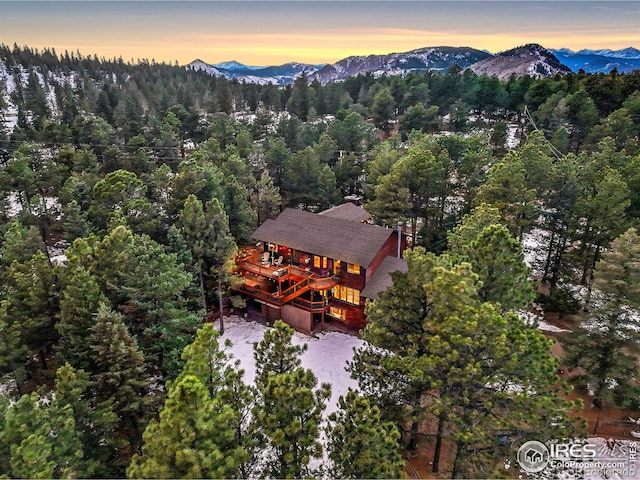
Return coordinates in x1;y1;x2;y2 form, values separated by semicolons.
220;316;363;415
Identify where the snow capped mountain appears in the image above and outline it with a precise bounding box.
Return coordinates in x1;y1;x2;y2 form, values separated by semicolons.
550;48;640;73
213;60;261;71
310;46;491;83
186;59;224;77
185;59;324;85
187;43;639;84
469;44;571;80
576;47;640;59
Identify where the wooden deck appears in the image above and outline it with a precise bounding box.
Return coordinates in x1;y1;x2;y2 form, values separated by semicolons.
234;252;339;312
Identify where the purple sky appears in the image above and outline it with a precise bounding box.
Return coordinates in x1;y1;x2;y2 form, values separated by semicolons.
1;1;638;65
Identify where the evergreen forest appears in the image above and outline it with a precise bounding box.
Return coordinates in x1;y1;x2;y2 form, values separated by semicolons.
1;44;640;478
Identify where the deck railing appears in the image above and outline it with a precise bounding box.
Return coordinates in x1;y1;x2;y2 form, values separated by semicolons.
309;275;340;290
237;286;283;307
237;252;339;311
280;277;311;303
291;297;327;312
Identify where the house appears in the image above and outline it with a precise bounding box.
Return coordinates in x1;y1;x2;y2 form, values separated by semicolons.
317;202;373;223
233;207;407;333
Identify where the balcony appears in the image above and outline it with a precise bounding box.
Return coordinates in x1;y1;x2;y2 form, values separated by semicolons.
234;252;340;311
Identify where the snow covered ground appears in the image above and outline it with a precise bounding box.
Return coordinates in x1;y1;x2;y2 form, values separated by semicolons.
221;309;574;416
519;309;571;333
521;227;551;277
220;317;640;480
218;316;363;415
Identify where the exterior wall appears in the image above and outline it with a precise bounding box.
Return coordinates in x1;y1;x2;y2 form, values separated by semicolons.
338;263;366;291
282;305;313;334
330;260;366;328
366;232;402;282
261;303;281;321
330;299;366;329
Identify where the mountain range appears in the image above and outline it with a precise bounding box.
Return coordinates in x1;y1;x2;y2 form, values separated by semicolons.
470;44;572;81
186;45;640;85
309;46;491;83
549;47;640;74
187;59;325;85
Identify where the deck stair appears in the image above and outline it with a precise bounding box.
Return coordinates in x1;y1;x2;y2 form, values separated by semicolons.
236;253;340;310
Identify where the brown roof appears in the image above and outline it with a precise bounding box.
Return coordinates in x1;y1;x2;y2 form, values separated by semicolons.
318;203;372;223
360;256;408;300
251;208;395;267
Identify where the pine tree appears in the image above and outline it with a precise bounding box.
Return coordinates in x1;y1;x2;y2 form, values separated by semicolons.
0;391;86;479
564;227;640;406
264;137;291;190
167;155;224;218
0;303;23;383
218;363;261;478
221;173;256;244
61;199;91;243
573;166;630;302
287;73;310;120
178;322;236;397
52;364;121;477
423;302;582;478
165;224;204;312
205;197;238;335
9;433;57;479
0;251;58;380
253;320;307;389
317;164;341;210
327;391;405;479
179;323;262;477
467;223;534;309
87;169;157;235
89;304;156;450
254;368;330;479
65;225;196;374
365;136;447;246
594;227;640;302
179;193;212;311
127;374;247;479
253;169;282;225
473;152;537;241
0;219;46;268
179;194;238;334
446;203;502;252
371;86;395;135
253;320;330;478
352;247;583;477
283;146;322;209
448;206;534;310
56;265;107;371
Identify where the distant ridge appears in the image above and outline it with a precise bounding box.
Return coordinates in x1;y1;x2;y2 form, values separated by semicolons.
550;47;640;73
186;43;638;84
186;59;324;85
309;46;491;83
576;47;640;59
469;44;571;80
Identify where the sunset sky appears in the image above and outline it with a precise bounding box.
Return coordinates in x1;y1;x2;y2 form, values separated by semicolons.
1;1;638;66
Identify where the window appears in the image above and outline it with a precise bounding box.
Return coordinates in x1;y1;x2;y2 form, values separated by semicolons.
347;263;360;274
333;260;341;275
313;256;327;268
333;285;361;305
330;306;347;320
